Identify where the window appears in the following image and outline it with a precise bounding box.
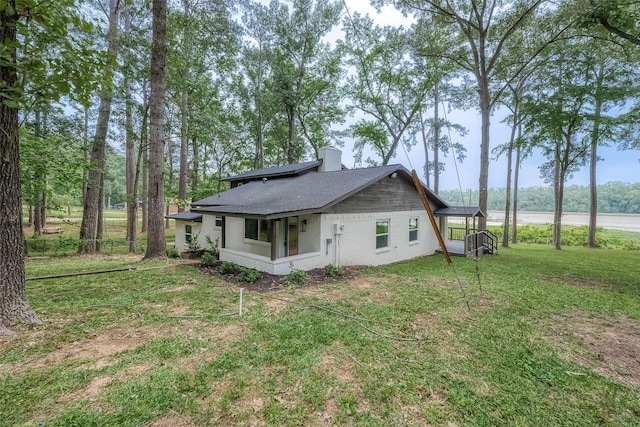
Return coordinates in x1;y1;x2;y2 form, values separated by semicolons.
409;217;418;242
215;216;223;228
376;219;389;249
245;218;271;242
185;224;193;243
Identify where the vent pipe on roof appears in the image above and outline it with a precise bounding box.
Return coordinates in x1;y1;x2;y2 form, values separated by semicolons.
318;146;342;172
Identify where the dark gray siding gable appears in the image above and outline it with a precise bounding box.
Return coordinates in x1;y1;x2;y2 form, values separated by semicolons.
326;176;435;214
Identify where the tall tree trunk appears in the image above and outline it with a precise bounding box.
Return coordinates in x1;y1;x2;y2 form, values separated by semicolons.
553;158;565;250
511;127;522;244
144;0;167;259
33;200;42;237
27;205;34;228
33;110;42;236
40;187;46;229
286;106;296;164
433;81;440;194
78;0;119;253
124;0;137;253
588;65;604;248
83;106;89;203
501;104;518;248
255;111;264;169
1;1;41;334
142;138;149;233
419;109;430;188
178;90;188;212
191;136;199;194
96;179;104;252
140;85;150;234
478;80;491;229
178;0;190;212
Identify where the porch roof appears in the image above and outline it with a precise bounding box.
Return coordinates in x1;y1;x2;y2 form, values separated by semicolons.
434;206;485;218
191;165;448;220
165;211;203;222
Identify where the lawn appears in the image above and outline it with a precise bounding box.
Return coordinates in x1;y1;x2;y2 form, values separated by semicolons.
1;245;639;426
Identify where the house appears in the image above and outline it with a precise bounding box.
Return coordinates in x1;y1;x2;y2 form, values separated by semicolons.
168;147;485;274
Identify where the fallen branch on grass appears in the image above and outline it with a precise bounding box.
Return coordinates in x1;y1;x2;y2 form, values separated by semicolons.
27;267;138;281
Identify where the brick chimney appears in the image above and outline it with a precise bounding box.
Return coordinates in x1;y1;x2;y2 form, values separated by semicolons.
318;146;342;172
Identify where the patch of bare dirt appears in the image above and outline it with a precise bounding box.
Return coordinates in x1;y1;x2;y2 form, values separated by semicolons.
545;311;640;387
150;414;196;427
200;264;364;293
177;324;246;373
5;324;177;373
161;285;196;292
122;363;152;376
539;275;618;290
63;376;112;402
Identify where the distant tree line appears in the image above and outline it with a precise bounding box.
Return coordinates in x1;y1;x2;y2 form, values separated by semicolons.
439;182;640;214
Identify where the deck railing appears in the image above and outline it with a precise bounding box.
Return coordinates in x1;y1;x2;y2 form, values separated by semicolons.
447;226;477;241
465;230;498;257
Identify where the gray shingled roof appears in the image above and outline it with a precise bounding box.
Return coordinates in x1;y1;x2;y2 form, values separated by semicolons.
434;206;485;217
191;164;448;219
166;211;203;221
224;160;322;182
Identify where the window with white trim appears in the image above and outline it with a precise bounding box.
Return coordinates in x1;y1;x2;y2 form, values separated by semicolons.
376;219;389;249
245;218;271;242
215;216;223;228
409;217;418;242
185;224;193;243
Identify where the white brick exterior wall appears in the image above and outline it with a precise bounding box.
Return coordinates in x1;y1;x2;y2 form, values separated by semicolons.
174;218;221;254
320;211;442;268
176;210;445;274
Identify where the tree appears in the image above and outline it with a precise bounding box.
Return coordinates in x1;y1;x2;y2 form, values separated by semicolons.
493;76;530;247
578;0;640;46
1;0;100;334
269;0;343;163
238;2;274;169
145;0;167;259
0;1;40;335
78;0;120;253
378;0;567;228
522;40;593;249
166;0;238;209
341;15;436;166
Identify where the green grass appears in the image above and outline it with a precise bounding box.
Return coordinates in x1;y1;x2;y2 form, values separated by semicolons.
1;244;639;426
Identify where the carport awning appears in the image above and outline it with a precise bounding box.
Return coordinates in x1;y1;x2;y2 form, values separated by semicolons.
434;206;484;218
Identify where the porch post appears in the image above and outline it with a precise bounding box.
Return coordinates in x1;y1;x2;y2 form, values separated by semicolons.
269;220;277;261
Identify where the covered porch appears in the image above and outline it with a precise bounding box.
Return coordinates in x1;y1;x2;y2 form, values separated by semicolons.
434;207;489;257
219;213;323;274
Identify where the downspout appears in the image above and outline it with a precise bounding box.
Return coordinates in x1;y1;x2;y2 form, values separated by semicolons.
221;216;226;249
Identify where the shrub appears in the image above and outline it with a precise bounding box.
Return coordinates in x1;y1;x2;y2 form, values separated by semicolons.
323;263;344;277
186;231;201;253
205;236;219;259
167;248;179;258
238;267;260;282
220;261;240;275
201;251;217;267
286;264;307;286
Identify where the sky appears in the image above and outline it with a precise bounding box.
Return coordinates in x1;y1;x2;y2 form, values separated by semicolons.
334;2;640;191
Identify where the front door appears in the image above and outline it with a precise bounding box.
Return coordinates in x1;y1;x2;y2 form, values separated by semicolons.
288;217;299;256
